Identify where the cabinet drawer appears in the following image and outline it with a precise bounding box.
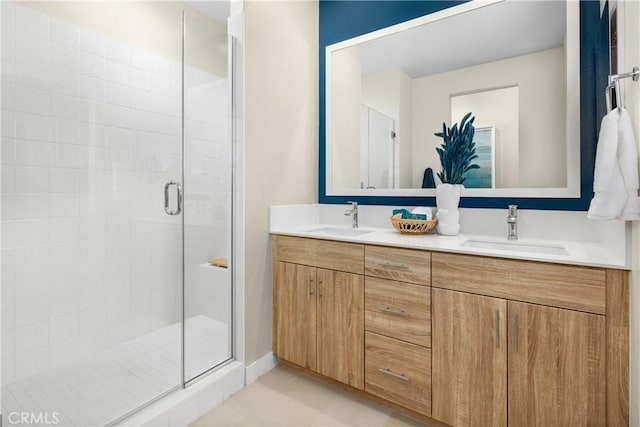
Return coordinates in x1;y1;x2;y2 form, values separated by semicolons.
365;277;430;347
365;332;431;417
274;235;364;274
365;245;430;285
432;253;606;314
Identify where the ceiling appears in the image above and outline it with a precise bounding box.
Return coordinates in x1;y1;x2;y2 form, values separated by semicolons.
183;0;230;24
359;0;566;79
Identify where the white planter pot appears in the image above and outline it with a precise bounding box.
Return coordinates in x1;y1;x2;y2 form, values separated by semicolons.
436;183;462;235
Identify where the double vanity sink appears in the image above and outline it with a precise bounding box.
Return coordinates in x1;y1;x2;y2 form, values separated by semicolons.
307;225;569;256
271;217;629;425
297;225;583;265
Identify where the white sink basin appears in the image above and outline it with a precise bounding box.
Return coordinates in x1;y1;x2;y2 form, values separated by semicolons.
309;227;375;237
462;239;568;256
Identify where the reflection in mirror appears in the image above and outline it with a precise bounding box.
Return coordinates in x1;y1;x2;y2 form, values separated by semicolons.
451;88;517;189
462;126;496;189
360;106;397;189
326;0;579;197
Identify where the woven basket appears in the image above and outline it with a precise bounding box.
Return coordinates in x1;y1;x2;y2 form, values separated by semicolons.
390;215;438;235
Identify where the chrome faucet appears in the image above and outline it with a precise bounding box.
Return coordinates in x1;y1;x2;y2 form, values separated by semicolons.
344;201;359;228
507;205;518;240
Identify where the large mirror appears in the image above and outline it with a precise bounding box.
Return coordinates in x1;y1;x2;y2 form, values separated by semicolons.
325;0;580;198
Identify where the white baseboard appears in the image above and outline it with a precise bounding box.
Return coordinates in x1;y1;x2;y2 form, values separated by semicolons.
245;352;278;385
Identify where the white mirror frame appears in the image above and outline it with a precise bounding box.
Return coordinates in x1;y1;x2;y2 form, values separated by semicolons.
325;0;580;198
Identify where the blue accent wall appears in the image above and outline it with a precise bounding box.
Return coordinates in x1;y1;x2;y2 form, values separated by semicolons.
319;0;608;210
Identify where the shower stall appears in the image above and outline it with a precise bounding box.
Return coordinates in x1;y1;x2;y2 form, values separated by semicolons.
0;1;235;425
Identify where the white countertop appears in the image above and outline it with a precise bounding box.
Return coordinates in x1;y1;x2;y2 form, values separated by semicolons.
270;224;629;270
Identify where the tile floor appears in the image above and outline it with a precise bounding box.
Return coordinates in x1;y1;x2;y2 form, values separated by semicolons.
191;365;430;427
3;315;230;427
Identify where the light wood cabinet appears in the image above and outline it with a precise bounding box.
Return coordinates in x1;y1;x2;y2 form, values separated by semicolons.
507;301;605;426
365;332;431;416
364;277;431;347
317;269;364;389
432;288;507;427
275;235;364;274
272;237;365;389
273;262;317;371
365;245;431;285
432;252;606;314
272;235;628;426
363;245;433;415
432;288;607;427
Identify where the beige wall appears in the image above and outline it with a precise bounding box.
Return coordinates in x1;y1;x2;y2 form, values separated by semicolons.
362;70;401;120
624;1;640;425
244;0;318;364
399;71;413;188
331;46;362;189
398;73;413;188
20;1;226;76
451;87;520;188
413;47;565;189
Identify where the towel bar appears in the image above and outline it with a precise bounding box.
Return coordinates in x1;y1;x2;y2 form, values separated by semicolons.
606;66;639;111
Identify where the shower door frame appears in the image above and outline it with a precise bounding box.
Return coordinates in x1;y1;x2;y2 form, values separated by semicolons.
180;12;237;390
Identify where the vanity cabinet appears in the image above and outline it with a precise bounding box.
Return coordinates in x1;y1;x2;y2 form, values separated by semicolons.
272;235;628;426
272;236;365;389
432;253;610;427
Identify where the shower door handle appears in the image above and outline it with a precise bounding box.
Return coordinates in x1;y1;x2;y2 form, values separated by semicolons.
164;181;183;215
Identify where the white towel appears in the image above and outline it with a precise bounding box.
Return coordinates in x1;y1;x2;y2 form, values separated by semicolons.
618;109;640;220
588;108;640;220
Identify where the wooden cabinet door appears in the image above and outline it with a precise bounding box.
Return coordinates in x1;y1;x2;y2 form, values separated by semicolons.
508;301;605;426
432;288;507;427
317;268;365;389
274;262;317;371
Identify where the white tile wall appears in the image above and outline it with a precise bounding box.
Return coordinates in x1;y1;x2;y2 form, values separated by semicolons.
1;1;232;387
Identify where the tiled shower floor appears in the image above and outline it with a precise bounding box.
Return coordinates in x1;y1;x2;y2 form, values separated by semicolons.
2;315;230;427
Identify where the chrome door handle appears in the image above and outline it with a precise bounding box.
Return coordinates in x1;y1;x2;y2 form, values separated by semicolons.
495;310;500;348
378;261;409;270
378;368;409;381
514;314;519;353
307;274;314;301
164;181;183;215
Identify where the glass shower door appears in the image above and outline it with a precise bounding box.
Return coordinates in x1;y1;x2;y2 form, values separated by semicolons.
367;108;396;189
183;10;233;383
1;2;185;425
361;107;396;189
